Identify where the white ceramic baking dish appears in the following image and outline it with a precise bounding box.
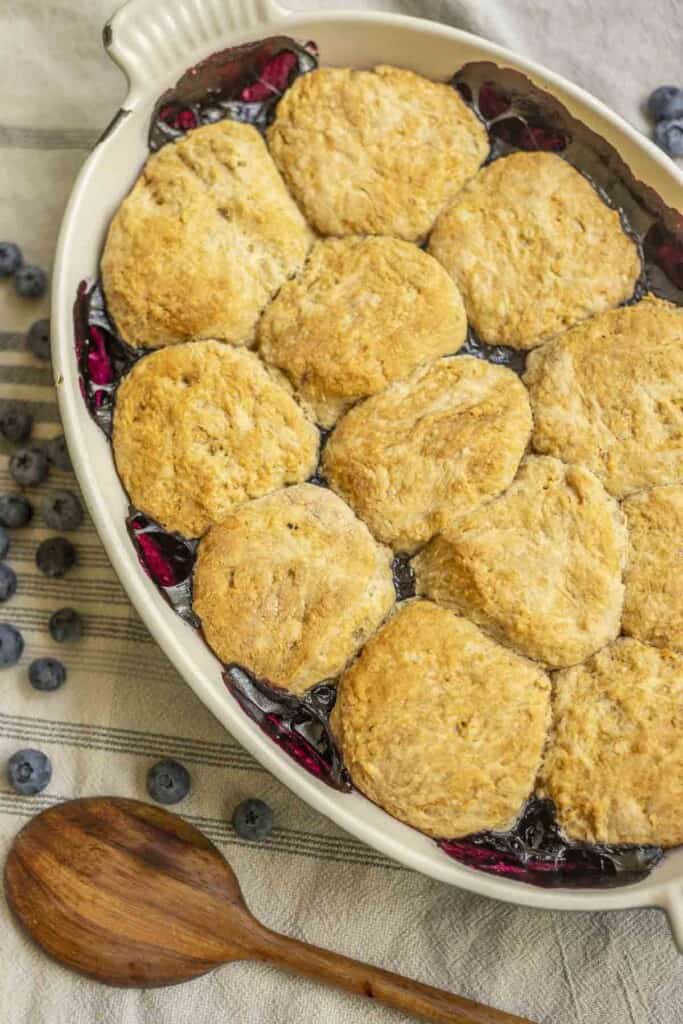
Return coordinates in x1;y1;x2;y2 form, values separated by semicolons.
52;0;683;948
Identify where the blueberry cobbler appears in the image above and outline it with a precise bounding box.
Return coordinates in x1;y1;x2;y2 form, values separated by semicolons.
75;37;683;889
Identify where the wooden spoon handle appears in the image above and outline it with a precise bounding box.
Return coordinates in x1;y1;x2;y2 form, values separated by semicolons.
252;927;536;1024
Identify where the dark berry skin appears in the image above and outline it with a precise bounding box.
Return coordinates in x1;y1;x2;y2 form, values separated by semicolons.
0;526;8;560
46;434;72;472
0;494;33;529
41;490;83;531
0;242;22;277
655;118;683;158
0;403;32;443
147;759;191;804
0;564;17;602
8;749;52;795
14;264;48;299
9;447;49;487
232;798;274;841
648;86;683;122
49;607;82;643
36;536;76;577
29;657;66;692
27;318;51;360
0;623;24;667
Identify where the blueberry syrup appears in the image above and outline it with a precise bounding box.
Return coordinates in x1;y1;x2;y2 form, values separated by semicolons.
224;665;350;791
440;798;662;888
72;42;681;885
149;36;318;150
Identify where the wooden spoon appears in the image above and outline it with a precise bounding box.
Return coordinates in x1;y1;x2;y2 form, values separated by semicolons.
4;797;534;1024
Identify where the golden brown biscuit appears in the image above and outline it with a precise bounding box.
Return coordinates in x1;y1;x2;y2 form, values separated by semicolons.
413;456;627;667
323;356;532;551
429;152;640;349
267;66;488;242
193;484;395;694
540;638;683;847
331;600;551;837
525;298;683;497
622;485;683;651
101;120;313;349
113;341;319;537
258;237;467;427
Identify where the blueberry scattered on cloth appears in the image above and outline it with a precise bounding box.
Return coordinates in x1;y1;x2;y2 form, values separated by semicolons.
0;242;22;277
41;490;83;531
7;748;52;795
0;493;33;528
46;434;72;472
232;798;275;841
648;85;683;121
0;526;9;560
29;657;66;692
49;607;82;643
14;264;47;299
26;317;51;360
0;402;32;444
36;536;76;577
0;563;17;602
0;494;33;529
9;447;49;487
655;118;683;157
0;623;24;667
147;759;191;804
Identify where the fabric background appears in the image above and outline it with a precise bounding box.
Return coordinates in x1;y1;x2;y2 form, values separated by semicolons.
0;1;681;1022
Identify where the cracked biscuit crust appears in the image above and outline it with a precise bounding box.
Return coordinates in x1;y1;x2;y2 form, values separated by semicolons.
429;152;640;349
413;456;627;667
540;638;683;847
101;120;313;349
113;341;319;537
267;65;488;241
331;600;551;837
193;484;395;694
258;237;467;427
323;355;532;551
622;485;683;651
525;298;683;497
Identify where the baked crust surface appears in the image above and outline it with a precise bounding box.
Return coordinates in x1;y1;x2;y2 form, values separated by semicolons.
193;483;395;694
429;152;640;349
332;600;551;837
267;65;488;241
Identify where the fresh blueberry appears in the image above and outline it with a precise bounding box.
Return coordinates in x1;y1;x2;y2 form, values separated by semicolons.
9;447;49;487
232;798;274;841
27;318;51;360
36;536;76;577
0;403;32;444
0;494;32;529
0;242;22;278
655;118;683;158
0;526;8;560
0;623;24;667
41;490;83;531
14;264;48;300
648;86;683;122
8;748;52;795
49;607;82;643
29;657;66;692
46;434;72;472
147;759;191;804
0;564;17;602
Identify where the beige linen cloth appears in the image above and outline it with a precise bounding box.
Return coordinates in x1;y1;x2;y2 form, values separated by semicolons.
0;1;681;1021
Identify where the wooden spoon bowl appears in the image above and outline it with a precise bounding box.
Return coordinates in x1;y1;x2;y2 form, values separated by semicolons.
5;797;535;1023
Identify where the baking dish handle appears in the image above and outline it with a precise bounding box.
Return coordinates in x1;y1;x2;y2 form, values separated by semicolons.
667;892;683;954
103;0;291;105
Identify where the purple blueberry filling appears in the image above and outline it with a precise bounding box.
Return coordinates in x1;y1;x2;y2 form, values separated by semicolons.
73;41;682;886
